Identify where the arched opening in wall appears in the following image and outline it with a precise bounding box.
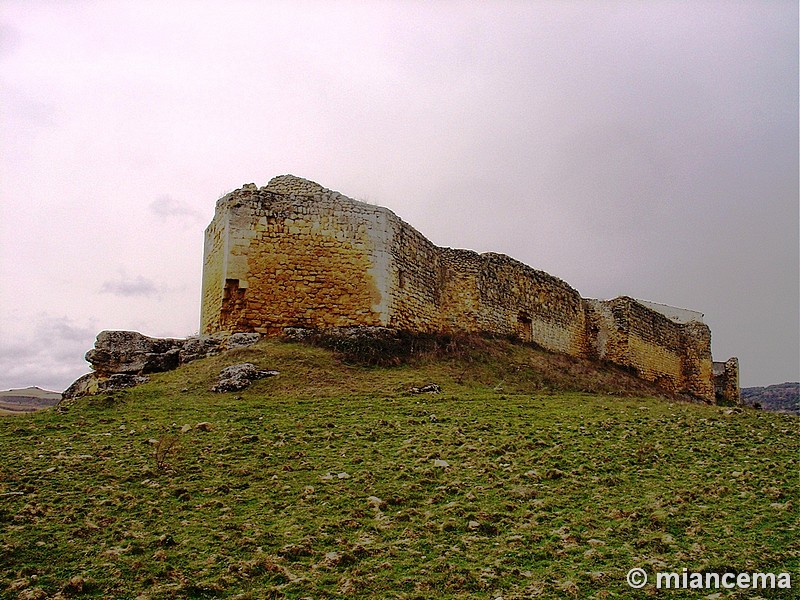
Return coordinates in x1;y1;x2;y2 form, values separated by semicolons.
517;311;532;342
398;269;406;289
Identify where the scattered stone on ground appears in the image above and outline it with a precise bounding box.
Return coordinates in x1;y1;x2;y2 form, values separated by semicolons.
409;383;441;394
223;332;261;350
367;495;384;510
210;363;279;393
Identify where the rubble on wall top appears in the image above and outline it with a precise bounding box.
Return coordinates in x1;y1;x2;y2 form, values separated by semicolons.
636;299;704;324
586;296;706;326
263;174;337;197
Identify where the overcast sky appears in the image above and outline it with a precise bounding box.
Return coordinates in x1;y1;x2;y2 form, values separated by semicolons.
1;1;797;392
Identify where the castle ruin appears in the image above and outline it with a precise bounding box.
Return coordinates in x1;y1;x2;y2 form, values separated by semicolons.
201;175;739;404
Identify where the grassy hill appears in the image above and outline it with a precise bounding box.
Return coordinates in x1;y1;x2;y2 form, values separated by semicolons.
741;383;800;416
0;387;61;416
1;337;798;599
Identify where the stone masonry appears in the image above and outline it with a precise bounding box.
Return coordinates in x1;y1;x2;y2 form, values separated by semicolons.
201;175;739;404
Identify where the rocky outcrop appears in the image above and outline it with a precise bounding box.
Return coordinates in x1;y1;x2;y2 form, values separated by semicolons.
63;330;262;399
63;373;151;399
85;331;184;376
223;332;262;350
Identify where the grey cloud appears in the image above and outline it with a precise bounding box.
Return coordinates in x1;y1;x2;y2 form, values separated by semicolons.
0;22;20;59
100;275;158;297
149;195;203;221
0;315;96;392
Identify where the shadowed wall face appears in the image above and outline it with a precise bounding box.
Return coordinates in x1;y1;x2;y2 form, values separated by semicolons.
201;176;736;404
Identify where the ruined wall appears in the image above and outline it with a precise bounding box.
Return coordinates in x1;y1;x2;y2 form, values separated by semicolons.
201;178;394;334
680;321;715;400
713;357;741;405
385;214;443;332
585;297;714;400
439;251;587;355
203;177;589;357
201;175;734;403
200;207;228;333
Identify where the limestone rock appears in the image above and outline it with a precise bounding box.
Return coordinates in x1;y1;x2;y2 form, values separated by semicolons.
410;383;441;394
62;373;100;400
223;332;261;350
85;331;183;375
61;373;150;399
179;335;224;364
65;330;261;399
85;330;235;377
211;363;279;393
100;374;150;391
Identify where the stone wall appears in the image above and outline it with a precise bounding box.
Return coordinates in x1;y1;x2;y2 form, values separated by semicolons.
586;297;714;399
201;175;736;403
439;251;587;355
201;179;394;334
385;211;442;332
713;357;741;405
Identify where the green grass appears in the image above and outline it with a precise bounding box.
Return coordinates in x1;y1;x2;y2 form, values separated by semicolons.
1;338;798;599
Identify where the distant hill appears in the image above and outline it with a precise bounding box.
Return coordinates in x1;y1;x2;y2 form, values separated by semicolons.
0;386;61;415
740;382;799;415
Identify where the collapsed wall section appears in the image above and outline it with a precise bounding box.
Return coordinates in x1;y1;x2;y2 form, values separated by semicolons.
713;357;741;405
586;297;714;401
